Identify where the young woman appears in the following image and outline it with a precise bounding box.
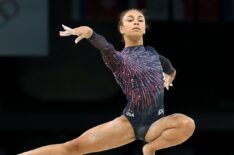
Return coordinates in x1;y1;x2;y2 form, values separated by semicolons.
19;9;195;155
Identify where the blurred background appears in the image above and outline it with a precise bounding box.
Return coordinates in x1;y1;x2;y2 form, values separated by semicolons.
0;0;234;154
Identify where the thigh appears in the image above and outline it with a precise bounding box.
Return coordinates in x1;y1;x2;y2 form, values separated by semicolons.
144;113;188;142
66;115;135;154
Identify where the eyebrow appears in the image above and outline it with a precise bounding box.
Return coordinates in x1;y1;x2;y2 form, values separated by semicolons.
126;15;144;19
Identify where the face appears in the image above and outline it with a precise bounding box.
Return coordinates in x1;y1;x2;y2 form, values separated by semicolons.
120;10;146;39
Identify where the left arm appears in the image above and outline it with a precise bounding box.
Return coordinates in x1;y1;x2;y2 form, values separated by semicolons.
159;55;175;75
159;55;176;90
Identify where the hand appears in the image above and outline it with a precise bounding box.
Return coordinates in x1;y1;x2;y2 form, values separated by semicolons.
163;70;176;90
59;24;93;44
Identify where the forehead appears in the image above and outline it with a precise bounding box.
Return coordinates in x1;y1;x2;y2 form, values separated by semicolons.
123;10;144;18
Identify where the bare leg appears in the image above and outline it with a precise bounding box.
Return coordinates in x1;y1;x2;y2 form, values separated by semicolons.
18;115;135;155
142;113;195;155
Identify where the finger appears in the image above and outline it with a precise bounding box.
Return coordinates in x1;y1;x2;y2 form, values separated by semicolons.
75;35;84;44
62;24;72;31
59;31;71;36
62;24;77;35
163;75;168;80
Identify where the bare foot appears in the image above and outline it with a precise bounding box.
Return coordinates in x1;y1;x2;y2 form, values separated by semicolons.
142;144;155;155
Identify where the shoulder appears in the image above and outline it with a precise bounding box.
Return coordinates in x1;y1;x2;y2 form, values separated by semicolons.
145;45;159;54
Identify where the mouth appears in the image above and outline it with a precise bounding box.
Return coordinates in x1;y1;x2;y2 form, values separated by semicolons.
132;27;141;31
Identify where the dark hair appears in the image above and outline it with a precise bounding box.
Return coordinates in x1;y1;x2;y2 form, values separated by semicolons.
118;8;150;34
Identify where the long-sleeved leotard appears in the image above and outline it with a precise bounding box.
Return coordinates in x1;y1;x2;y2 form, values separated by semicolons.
88;32;175;141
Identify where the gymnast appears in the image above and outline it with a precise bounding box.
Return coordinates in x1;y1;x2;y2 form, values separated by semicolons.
19;8;195;155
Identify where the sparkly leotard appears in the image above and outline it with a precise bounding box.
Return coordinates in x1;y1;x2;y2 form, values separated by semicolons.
88;32;175;141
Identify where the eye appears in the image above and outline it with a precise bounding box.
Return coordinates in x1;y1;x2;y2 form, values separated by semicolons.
127;19;133;22
139;19;144;22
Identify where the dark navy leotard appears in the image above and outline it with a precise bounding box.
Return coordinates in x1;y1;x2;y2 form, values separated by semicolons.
88;32;175;141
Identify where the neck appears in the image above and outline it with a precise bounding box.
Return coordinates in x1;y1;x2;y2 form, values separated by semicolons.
124;36;144;48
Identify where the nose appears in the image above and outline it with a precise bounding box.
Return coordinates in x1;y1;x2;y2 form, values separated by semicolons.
134;21;139;25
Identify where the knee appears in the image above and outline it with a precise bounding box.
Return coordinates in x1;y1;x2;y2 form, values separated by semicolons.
63;140;82;155
172;113;196;136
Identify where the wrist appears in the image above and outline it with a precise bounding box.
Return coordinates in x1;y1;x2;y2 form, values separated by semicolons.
86;27;93;39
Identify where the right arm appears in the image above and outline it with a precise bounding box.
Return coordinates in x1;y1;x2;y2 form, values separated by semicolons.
59;25;122;71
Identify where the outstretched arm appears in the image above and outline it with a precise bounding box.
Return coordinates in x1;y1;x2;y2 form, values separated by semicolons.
59;25;93;42
59;25;122;71
159;55;176;90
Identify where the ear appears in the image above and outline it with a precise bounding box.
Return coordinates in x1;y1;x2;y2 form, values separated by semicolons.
120;26;124;34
